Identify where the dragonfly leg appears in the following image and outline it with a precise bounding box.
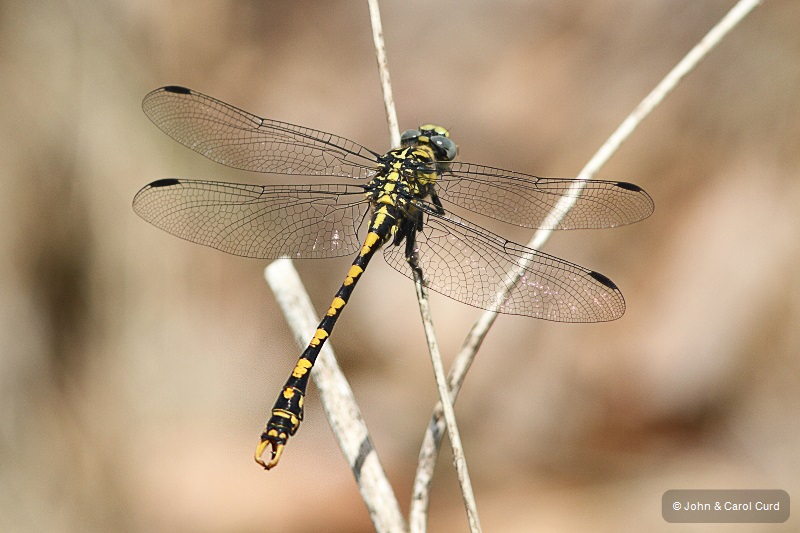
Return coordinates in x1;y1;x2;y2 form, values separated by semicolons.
404;233;425;280
430;190;446;215
402;211;426;279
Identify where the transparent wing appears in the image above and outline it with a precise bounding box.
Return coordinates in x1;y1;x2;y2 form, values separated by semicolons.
132;179;370;259
436;161;654;229
142;86;380;178
382;206;625;322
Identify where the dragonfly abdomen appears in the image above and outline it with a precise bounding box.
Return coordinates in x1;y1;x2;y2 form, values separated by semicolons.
255;205;400;469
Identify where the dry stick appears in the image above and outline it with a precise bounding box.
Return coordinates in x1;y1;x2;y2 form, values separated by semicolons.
412;273;483;533
367;1;483;532
408;0;763;527
264;261;406;533
367;0;400;149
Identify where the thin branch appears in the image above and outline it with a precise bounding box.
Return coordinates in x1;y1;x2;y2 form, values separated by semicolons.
409;0;762;521
265;260;406;533
413;270;483;533
410;313;493;532
367;0;401;148
367;1;481;531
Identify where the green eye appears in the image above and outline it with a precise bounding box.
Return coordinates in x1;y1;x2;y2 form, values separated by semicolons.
400;129;420;145
431;136;457;161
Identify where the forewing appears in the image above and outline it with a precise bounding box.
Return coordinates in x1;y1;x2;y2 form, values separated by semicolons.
132;179;370;259
142;86;380;178
436;162;654;229
382;207;625;322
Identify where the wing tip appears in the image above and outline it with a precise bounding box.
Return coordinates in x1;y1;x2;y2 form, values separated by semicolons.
587;270;627;322
132;179;182;212
615;181;656;221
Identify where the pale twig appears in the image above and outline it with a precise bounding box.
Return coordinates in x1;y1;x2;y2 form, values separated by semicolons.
367;1;482;531
412;269;483;533
265;261;406;533
409;0;763;522
367;0;401;148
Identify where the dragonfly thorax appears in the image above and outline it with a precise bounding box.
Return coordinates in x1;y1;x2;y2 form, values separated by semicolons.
371;145;446;208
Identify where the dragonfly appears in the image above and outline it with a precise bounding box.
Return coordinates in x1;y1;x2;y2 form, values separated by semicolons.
133;86;654;469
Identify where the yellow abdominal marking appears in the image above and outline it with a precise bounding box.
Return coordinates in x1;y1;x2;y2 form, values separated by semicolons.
327;297;345;316
360;232;380;256
282;387;295;399
308;329;328;348
292;357;313;377
344;265;363;286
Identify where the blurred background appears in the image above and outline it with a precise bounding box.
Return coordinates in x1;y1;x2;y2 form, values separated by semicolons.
1;1;798;531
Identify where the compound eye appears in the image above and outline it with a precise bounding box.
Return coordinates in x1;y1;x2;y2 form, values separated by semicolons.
400;129;421;145
430;136;457;161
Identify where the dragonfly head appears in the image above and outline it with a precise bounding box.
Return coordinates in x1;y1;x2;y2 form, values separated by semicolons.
400;124;458;162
